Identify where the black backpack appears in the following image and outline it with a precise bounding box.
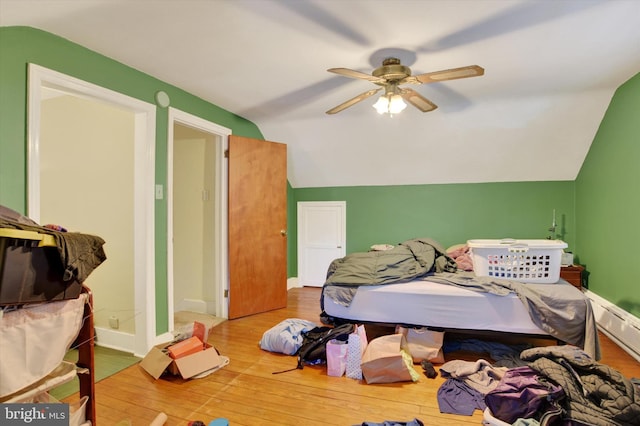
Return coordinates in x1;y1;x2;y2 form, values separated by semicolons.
273;323;354;374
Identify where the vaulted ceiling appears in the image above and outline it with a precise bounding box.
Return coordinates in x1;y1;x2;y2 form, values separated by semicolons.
2;0;639;188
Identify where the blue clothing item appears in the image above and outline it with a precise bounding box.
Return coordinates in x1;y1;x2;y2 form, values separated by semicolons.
259;318;317;355
437;378;487;416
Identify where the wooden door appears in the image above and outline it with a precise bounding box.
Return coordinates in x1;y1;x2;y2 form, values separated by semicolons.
228;135;287;319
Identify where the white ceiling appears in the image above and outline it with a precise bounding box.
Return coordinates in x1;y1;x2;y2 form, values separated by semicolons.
2;0;640;188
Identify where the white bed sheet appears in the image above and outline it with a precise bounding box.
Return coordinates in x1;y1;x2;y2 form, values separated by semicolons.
323;279;547;335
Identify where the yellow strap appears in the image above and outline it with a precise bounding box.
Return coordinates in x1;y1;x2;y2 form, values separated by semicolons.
0;228;56;247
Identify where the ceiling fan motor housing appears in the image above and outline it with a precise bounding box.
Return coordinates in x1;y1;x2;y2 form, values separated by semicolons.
372;57;411;82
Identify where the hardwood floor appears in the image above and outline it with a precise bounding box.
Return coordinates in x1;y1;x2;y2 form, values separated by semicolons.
66;287;640;426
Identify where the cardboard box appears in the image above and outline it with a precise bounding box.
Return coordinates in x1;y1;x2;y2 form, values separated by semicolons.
140;341;223;380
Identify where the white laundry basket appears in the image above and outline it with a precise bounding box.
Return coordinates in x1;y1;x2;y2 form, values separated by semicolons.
468;239;567;283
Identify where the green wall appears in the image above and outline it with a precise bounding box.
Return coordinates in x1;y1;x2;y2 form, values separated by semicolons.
575;72;640;318
290;181;575;276
286;181;296;278
0;26;264;334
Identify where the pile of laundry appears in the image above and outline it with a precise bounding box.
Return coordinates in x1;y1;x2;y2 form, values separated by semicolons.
437;343;640;426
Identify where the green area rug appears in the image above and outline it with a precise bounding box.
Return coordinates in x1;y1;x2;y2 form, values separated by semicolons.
50;346;141;400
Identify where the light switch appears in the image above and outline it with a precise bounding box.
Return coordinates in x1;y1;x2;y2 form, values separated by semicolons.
155;184;164;200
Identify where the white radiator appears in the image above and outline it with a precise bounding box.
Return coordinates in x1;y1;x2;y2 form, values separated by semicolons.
584;290;640;362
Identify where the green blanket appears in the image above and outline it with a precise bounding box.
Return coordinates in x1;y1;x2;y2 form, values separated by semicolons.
322;238;457;306
325;237;457;286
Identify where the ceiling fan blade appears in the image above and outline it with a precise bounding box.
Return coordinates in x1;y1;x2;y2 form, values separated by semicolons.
400;88;438;112
414;65;485;84
326;88;382;114
327;68;385;83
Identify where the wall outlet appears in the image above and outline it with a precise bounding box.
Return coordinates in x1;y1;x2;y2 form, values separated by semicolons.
109;315;119;329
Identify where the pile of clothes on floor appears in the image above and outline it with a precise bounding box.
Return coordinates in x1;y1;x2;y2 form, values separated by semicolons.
437;341;640;426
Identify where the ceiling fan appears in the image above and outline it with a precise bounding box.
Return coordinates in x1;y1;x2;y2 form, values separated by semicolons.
326;57;484;115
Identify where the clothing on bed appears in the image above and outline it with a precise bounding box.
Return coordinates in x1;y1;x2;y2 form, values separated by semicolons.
323;238;457;306
326;237;456;285
446;244;474;271
428;272;601;361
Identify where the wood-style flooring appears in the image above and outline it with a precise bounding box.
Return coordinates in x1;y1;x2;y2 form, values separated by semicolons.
64;287;640;426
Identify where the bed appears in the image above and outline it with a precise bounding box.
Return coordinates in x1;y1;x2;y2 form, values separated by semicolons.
320;238;601;360
323;278;549;335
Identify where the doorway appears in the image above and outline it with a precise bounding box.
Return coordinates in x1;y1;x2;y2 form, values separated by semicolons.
167;109;230;328
27;64;156;357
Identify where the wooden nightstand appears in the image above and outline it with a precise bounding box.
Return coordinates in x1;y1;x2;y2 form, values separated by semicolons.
560;265;584;289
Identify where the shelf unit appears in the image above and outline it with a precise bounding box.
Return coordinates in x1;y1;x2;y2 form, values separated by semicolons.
0;286;95;424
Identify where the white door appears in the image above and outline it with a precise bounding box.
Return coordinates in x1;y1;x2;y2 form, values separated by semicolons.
297;201;346;287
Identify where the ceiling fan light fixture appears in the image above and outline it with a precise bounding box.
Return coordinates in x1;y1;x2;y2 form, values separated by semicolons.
373;93;406;115
389;94;407;114
372;95;389;114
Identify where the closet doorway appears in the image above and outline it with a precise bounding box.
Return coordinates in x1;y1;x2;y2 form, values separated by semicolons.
27;64;156;357
167;109;230;328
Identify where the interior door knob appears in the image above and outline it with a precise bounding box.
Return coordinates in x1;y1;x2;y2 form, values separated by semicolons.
280;229;287;236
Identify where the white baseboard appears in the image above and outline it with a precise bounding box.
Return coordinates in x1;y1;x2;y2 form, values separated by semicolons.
95;326;136;354
96;327;177;357
154;331;175;346
287;277;301;289
176;298;207;313
584;290;640;362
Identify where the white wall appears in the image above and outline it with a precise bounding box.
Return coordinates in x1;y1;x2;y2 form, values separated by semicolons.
172;127;219;314
173;138;206;308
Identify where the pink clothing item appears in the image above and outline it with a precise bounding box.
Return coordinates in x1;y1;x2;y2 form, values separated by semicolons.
447;245;474;271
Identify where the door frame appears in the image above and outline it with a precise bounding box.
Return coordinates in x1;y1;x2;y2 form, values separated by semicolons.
27;64;157;356
167;108;231;324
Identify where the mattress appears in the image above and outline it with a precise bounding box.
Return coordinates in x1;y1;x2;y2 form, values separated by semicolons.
322;279;548;335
